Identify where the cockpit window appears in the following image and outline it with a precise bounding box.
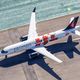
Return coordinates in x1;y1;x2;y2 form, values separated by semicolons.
1;50;8;53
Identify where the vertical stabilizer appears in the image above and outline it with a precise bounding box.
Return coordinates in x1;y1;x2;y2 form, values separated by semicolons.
64;16;79;30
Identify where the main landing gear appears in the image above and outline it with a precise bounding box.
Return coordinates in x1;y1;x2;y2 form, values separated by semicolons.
5;55;8;59
29;52;39;59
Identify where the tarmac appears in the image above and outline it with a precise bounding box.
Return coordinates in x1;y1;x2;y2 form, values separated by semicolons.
0;12;80;80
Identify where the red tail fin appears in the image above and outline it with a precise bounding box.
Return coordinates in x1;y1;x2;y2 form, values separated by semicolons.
64;16;79;30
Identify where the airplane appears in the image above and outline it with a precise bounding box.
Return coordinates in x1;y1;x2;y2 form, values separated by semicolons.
0;7;80;63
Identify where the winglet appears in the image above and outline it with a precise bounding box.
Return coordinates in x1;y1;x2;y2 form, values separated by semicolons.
33;7;36;12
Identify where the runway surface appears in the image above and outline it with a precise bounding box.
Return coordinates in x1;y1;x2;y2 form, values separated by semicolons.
0;12;80;80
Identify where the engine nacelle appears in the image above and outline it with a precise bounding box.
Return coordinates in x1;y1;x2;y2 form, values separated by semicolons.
20;35;28;41
29;52;39;59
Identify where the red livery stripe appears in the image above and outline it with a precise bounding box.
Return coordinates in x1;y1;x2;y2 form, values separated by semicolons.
50;35;57;41
42;35;48;45
35;38;41;46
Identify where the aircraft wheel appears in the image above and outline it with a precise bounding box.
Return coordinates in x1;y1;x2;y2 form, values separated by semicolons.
5;55;7;59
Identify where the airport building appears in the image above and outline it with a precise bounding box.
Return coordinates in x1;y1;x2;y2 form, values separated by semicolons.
0;0;80;30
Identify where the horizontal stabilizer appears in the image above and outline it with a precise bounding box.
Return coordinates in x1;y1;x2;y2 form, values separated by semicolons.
75;30;80;36
73;38;80;41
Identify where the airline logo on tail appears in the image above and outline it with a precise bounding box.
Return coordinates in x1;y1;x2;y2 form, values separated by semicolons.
64;16;79;30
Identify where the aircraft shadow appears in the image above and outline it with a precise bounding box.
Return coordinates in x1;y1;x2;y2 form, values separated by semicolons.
0;35;80;80
0;50;62;80
46;35;80;58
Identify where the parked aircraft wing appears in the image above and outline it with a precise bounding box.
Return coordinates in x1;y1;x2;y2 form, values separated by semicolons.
28;7;38;40
32;46;63;63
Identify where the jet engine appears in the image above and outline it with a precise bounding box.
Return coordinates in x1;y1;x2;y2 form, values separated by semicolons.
29;52;39;59
20;35;28;41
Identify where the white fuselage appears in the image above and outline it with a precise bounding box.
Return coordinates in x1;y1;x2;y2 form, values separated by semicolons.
0;26;79;56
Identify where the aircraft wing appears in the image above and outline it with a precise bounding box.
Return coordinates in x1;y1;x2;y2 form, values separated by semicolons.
28;7;38;40
75;30;80;36
32;46;63;63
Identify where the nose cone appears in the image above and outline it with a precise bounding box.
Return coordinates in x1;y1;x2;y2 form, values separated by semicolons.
0;50;5;56
0;50;2;55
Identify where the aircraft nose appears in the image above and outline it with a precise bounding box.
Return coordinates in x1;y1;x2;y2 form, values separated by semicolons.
0;50;3;56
